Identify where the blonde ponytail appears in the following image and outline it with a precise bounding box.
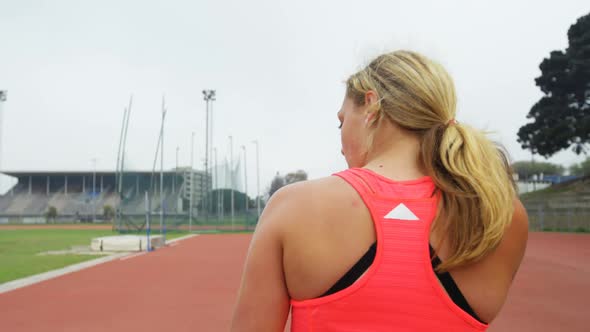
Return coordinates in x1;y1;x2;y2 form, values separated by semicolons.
421;122;516;271
347;50;516;271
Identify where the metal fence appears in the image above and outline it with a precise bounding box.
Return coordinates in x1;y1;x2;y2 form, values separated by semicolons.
5;200;587;234
525;202;590;232
0;211;260;234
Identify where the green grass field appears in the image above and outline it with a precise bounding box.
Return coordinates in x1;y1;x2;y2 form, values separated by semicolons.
0;228;190;284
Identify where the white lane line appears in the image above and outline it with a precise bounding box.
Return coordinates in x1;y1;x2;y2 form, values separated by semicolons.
119;252;147;261
0;234;200;294
0;252;128;294
167;234;199;243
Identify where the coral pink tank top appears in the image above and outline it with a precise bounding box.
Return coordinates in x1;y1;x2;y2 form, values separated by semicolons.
290;168;488;331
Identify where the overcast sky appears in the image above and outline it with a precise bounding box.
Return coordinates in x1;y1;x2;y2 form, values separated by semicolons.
1;0;589;196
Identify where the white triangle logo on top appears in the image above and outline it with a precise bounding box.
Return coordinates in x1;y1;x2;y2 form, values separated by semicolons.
384;203;420;221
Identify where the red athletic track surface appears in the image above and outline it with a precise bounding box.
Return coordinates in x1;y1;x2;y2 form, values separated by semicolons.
0;232;587;331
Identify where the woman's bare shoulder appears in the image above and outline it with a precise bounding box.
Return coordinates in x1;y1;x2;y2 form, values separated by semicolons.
474;198;528;283
497;199;529;277
263;175;357;231
276;175;351;195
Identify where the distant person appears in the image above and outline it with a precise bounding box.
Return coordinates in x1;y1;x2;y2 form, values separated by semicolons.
231;50;528;331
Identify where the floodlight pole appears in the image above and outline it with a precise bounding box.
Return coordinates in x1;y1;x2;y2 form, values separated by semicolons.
160;96;167;241
92;158;97;222
229;135;234;229
189;132;194;232
174;146;179;196
241;145;248;213
202;89;216;223
214;147;219;220
0;91;6;194
252;140;261;219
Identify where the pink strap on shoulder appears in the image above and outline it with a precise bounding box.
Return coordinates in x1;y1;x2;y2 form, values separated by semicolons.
333;168;376;198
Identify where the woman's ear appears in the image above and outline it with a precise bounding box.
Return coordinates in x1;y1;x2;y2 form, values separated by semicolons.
364;90;379;106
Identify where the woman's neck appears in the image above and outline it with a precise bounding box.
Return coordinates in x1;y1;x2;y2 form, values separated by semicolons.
363;128;426;181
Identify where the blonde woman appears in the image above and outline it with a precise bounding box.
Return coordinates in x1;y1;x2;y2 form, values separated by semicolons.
231;50;528;331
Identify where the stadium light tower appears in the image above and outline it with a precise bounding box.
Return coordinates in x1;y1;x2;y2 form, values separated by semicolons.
251;140;261;218
92;158;97;222
0;91;6;193
202;89;216;222
229;135;234;229
174;146;179;195
159;96;167;240
189;131;195;232
213;147;218;219
241;145;248;213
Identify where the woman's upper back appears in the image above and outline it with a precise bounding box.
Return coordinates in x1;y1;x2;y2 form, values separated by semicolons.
231;51;528;332
282;167;528;329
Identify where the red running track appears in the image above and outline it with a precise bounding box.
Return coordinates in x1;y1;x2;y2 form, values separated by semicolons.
0;232;588;331
0;234;251;332
489;232;589;332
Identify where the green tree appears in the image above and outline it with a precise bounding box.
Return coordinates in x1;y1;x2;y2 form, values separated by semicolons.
267;170;308;198
517;12;590;157
285;170;308;184
268;172;286;198
45;206;58;223
511;161;565;179
199;189;252;213
569;158;590;176
103;205;115;221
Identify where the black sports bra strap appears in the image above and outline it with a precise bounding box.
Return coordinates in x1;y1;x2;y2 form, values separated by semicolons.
321;243;377;297
429;245;484;323
322;242;485;324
